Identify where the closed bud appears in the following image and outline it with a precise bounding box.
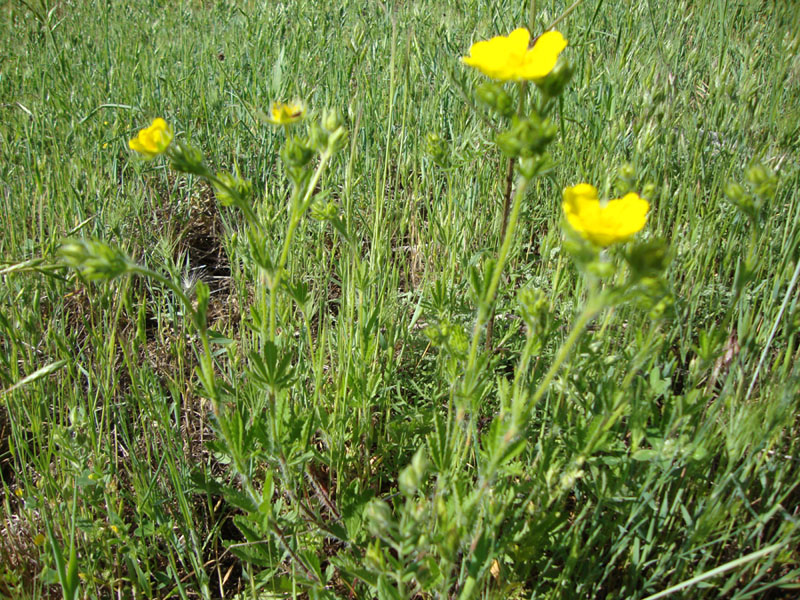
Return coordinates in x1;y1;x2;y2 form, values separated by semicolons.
364;499;395;538
746;163;777;200
475;82;514;118
212;171;252;207
425;133;451;168
746;164;768;185
496;115;556;158
495;129;523;157
587;260;616;279
725;182;746;203
625;238;671;279
535;58;574;98
282;136;314;168
398;449;428;496
725;182;757;218
310;199;338;221
618;162;636;183
517;287;551;336
322;108;344;133
308;123;329;152
60;239;131;281
519;153;554;179
169;140;210;177
326;124;348;153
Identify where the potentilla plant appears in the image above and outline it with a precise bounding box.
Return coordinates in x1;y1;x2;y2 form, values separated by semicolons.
363;15;673;600
61;105;353;593
58;12;671;600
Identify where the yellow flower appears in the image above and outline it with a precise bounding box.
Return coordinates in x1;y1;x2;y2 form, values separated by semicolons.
268;101;306;125
462;28;567;82
33;533;46;546
562;184;649;247
128;118;173;158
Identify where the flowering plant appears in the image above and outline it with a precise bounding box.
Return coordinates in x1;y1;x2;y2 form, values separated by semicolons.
562;183;650;246
128;118;173;159
268;101;306;125
462;28;566;82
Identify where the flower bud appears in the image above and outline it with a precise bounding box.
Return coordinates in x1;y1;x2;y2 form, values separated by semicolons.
618;162;636;183
587;260;616;279
281;136;314;168
425;133;451;168
517;287;551;336
746;164;768;185
169;140;210;177
212;171;252;207
322;108;344;133
496;115;556;158
746;163;777;199
519;154;554;179
310;199;338;221
475;82;514;118
625;238;671;279
398;449;428;496
60;239;131;281
535;57;574;98
725;182;746;203
364;499;395;538
308;123;329;152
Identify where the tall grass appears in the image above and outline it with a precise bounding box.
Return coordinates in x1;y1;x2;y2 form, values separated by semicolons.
1;0;799;598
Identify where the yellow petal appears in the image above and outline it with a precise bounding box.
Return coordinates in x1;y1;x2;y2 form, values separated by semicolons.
562;185;648;246
521;31;567;80
506;27;531;56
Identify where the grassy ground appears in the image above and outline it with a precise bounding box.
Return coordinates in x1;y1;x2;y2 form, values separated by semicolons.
1;0;799;598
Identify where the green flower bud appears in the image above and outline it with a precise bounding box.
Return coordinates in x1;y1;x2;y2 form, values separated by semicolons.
496;115;556;158
310;199;338;221
475;82;514;118
281;136;314;168
326;124;348;153
212;171;252;207
425;133;451;168
725;182;746;203
398;449;428;496
168;140;210;177
746;163;777;199
322;108;344;133
519;154;554;179
495;129;523;157
746;164;769;186
517;287;551;336
364;499;395;538
625;238;671;279
308;123;329;152
618;162;636;183
725;182;757;219
535;57;574;98
587;260;616;279
60;239;131;281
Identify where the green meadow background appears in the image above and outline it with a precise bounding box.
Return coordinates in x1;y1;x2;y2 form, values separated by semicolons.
1;0;799;598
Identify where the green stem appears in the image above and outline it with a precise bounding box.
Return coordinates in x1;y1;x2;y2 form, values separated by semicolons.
528;295;604;408
545;0;586;32
466;174;531;372
269;150;332;341
485;82;528;353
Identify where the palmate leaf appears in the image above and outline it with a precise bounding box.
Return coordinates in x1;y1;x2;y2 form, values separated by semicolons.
249;341;295;393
